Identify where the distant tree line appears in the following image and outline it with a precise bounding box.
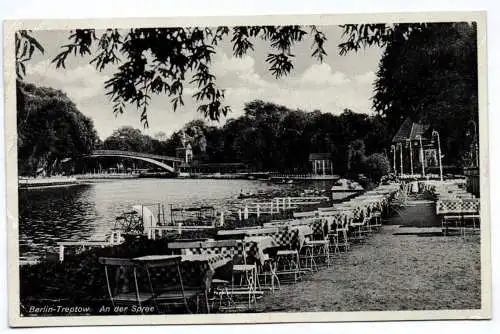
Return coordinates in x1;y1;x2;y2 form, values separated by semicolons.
98;100;392;180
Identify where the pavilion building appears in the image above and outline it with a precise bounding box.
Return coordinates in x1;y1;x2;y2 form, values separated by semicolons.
391;118;438;176
309;153;333;176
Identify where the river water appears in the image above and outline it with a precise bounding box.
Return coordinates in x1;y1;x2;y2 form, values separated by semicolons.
19;178;342;261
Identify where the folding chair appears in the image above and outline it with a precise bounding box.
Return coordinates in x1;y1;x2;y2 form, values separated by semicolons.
199;240;260;311
327;217;341;255
257;252;281;292
230;240;261;308
328;215;350;253
300;219;330;270
133;255;201;314
273;226;302;283
370;211;383;231
98;257;153;312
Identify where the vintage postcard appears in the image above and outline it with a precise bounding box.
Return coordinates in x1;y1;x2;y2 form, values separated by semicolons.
3;11;491;327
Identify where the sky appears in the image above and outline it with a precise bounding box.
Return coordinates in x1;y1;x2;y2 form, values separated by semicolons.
25;26;384;140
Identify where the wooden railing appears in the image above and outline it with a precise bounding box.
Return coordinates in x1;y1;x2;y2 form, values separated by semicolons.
57;230;123;262
236;196;330;220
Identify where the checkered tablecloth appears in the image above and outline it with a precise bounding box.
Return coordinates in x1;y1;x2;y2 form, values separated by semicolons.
182;240;243;259
179;238;277;266
133;253;232;291
244;236;278;265
244;227;280;237
181;253;232;271
436;198;480;215
273;225;313;249
317;209;354;230
265;218;327;238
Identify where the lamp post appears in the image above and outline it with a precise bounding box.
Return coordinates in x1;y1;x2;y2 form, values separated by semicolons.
468;120;479;167
396;142;403;177
390;145;396;174
432;130;443;181
415;135;425;177
407;138;414;176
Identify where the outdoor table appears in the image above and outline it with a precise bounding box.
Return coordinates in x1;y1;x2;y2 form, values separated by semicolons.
317;207;340;212
217;227;279;237
318;210;354;231
134;254;231;282
266;219;296;225
293;211;318;218
264;219;311;228
168;240;204;253
291;225;313;249
264;218;326;239
244;236;279;265
436;198;480;236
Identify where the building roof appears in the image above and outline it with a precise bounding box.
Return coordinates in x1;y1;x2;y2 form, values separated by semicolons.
308;153;332;161
392;118;430;143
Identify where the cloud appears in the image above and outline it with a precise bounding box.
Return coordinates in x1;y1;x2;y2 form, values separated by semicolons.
212;52;275;89
212;52;255;77
210;54;374;117
354;70;376;85
26;59;110;102
298;63;351;86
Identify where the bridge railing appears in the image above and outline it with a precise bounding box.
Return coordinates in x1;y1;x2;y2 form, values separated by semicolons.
91;150;183;163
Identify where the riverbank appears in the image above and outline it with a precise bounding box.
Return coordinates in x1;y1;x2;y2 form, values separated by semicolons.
18;176;81;189
75;173;140;181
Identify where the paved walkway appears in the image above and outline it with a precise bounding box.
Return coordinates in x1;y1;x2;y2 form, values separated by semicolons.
255;224;481;312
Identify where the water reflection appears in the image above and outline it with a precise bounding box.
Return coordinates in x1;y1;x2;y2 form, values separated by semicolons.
19;184;97;260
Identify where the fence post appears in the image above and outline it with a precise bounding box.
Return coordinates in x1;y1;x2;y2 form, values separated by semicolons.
177;223;182;234
287;197;291;209
59;245;64;262
219;211;224;227
257;204;260;217
270;201;273;214
238;209;242;221
244;205;249;220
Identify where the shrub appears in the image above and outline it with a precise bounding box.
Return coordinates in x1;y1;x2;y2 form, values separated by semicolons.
364;153;391;183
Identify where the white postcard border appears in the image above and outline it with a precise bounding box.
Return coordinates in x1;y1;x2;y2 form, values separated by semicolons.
3;10;491;327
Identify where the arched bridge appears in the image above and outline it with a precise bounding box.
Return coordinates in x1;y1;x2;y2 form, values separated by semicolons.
88;150;184;173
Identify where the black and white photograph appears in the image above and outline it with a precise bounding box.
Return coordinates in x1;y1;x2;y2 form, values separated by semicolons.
4;11;490;327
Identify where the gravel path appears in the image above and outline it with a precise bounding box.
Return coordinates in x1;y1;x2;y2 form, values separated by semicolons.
255;225;481;312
